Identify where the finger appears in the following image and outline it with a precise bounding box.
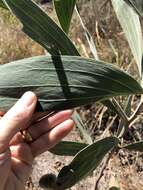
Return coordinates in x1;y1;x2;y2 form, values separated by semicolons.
0;92;37;152
10;143;34;183
10;143;33;165
30;119;74;157
11;157;32;184
10;132;24;145
10;110;73;145
28;110;73;140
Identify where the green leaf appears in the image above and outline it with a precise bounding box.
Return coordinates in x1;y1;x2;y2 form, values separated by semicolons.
2;0;79;56
116;95;132;137
72;111;93;144
124;0;143;17
112;0;143;78
123;95;132;117
0;0;7;9
54;0;76;34
49;141;88;156
1;0;115;136
75;6;99;60
0;55;142;119
123;141;143;152
75;6;126;118
55;137;119;189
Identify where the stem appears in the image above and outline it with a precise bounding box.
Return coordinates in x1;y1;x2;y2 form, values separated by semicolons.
112;98;130;138
112;98;129;125
129;101;143;124
117;98;143;138
72;111;93;144
117;120;128;138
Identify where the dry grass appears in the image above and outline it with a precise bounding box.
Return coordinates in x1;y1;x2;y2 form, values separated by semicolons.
0;8;44;64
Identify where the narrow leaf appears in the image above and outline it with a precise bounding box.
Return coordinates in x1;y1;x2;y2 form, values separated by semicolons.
0;55;142;119
49;141;88;156
2;0;79;56
123;95;132;116
112;0;143;78
75;6;99;60
72;111;93;144
123;141;143;152
56;137;119;189
54;0;76;34
124;0;143;17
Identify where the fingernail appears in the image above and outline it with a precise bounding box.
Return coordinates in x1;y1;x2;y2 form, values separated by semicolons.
19;92;36;108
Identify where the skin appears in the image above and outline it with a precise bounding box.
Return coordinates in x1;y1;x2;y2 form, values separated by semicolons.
0;91;74;190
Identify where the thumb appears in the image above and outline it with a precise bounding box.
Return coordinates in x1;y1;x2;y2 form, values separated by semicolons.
0;91;37;152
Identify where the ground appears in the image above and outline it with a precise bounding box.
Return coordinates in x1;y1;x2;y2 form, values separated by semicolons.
25;129;143;190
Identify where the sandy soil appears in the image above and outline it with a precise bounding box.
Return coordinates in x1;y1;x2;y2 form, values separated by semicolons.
25;129;143;190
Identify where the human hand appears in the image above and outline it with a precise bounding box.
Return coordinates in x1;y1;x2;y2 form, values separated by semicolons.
0;92;74;190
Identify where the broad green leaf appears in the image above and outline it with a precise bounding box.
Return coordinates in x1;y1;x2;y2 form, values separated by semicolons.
55;137;119;189
0;0;7;9
112;0;143;78
49;141;88;156
124;0;143;17
2;0;79;56
2;0;88;146
2;0;118;141
0;55;142;119
54;0;76;34
123;141;143;152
